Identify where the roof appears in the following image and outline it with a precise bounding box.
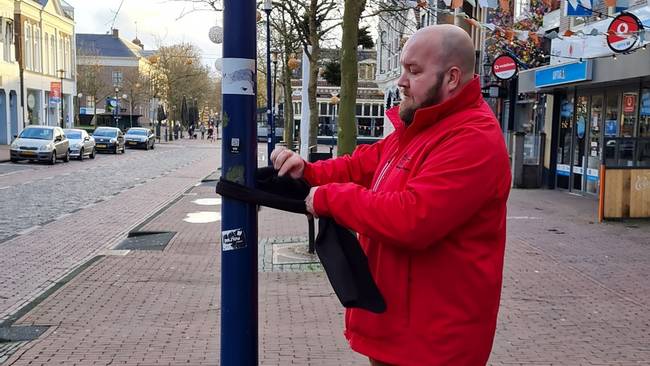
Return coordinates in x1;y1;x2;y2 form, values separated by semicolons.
76;34;142;58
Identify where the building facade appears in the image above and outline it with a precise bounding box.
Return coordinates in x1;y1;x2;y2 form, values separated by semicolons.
0;0;20;144
518;1;650;197
14;0;76;129
287;48;385;144
76;29;156;129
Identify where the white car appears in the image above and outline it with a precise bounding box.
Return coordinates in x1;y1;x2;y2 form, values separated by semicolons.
10;126;69;165
64;128;96;160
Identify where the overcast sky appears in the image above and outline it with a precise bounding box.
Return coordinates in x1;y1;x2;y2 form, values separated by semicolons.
67;0;223;68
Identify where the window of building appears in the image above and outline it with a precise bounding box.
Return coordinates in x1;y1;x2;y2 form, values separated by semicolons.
24;22;32;70
44;32;49;74
86;95;95;109
363;104;371;116
50;34;56;75
58;34;64;73
356;103;362;116
319;102;327;116
112;71;123;86
34;27;41;72
64;37;70;77
0;19;11;62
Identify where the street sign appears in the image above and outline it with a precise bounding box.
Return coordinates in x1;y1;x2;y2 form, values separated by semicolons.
623;94;637;113
607;12;642;53
492;55;518;81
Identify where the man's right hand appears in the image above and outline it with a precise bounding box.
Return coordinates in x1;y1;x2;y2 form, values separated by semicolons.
270;147;305;179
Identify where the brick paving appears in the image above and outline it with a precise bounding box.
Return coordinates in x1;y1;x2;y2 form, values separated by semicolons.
1;148;650;364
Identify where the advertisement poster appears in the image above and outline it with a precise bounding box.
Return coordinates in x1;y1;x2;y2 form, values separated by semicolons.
605;120;618;137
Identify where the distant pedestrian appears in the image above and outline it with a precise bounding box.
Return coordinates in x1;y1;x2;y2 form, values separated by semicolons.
200;124;206;140
207;125;214;142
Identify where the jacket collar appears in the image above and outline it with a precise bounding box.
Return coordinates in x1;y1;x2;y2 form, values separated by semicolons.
386;76;483;135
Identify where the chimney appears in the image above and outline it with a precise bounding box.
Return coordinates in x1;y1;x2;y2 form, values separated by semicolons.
112;29;119;38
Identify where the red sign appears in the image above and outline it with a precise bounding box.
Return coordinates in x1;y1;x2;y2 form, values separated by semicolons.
492;55;518;81
607;13;642;53
623;94;636;113
50;82;61;99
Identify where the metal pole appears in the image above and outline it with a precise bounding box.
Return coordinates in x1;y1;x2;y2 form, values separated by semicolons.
220;0;258;365
265;7;274;164
60;74;64;128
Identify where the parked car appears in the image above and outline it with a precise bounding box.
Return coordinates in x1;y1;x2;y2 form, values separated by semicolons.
124;127;155;150
93;127;125;154
64;128;96;160
10;125;69;165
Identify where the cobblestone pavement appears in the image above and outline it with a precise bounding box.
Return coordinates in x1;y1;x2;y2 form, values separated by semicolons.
2;141;650;365
0;141;218;242
0;139;220;324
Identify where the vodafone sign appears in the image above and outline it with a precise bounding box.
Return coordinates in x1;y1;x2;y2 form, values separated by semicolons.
607;13;642;53
492;55;518;81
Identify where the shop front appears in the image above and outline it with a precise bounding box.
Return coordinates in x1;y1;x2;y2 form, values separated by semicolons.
519;51;650;218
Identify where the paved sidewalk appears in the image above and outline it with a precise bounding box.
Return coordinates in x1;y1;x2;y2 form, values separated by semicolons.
3;182;650;364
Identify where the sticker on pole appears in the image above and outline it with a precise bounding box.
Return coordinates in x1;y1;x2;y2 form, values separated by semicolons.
492;55;518;81
222;228;246;251
607;12;642;53
222;58;256;96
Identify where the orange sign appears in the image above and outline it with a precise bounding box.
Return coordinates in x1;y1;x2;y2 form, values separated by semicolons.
624;94;636;113
50;82;61;99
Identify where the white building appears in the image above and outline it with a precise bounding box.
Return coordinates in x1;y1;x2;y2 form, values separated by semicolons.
15;0;76;129
0;0;20;144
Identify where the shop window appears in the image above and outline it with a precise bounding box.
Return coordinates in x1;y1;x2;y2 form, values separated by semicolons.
638;89;650;137
557;94;574;189
620;92;638;138
604;92;620;165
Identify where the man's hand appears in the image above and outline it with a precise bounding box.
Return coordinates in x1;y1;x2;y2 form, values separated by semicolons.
270;147;305;179
305;186;318;217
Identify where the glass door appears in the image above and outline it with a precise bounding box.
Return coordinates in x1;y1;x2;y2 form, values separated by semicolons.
586;95;603;194
573;95;589;191
557;94;574;190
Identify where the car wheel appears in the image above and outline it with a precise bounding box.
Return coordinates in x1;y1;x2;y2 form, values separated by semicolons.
10;158;18;163
63;150;70;163
90;148;96;159
49;151;56;165
79;148;84;161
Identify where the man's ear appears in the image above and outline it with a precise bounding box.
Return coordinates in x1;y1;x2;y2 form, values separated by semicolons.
446;67;462;93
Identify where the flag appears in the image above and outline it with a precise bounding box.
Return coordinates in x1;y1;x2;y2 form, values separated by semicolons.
499;0;510;12
566;0;592;16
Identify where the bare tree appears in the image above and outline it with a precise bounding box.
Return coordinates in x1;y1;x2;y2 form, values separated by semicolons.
76;48;107;126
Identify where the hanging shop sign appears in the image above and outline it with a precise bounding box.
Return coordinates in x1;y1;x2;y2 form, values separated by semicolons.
607;12;642;53
492;55;518;81
535;60;593;89
623;94;637;113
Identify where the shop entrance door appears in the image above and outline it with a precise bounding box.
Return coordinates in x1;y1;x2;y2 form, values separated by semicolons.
572;95;589;191
585;95;603;194
557;94;574;190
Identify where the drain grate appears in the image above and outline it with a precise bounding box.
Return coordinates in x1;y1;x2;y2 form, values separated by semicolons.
0;326;49;363
115;231;176;251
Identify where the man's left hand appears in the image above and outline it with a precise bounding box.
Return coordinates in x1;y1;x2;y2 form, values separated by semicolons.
306;186;318;217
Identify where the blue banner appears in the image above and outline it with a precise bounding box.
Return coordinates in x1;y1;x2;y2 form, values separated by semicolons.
566;0;592;17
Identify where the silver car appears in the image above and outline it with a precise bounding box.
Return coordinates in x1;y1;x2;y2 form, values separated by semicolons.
64;128;96;160
10;126;70;165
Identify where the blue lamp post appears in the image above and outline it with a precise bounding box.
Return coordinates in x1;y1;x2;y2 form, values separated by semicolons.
264;0;274;164
220;0;258;365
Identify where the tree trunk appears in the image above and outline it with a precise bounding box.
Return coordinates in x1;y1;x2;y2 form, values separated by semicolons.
283;53;294;149
307;0;320;153
338;0;367;156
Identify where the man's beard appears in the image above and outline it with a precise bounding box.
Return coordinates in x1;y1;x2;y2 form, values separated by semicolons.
399;73;445;126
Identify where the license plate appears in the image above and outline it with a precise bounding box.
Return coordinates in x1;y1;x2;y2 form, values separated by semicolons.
128;141;137;145
97;144;106;148
21;151;36;156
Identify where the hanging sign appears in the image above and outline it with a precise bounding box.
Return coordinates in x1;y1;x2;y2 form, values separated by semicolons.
607;12;642;53
492;55;518;81
623;94;637;113
49;82;61;104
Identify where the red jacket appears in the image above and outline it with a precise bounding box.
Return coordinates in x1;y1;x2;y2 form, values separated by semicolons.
303;77;511;365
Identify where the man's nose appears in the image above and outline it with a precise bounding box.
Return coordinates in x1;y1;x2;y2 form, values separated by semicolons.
397;72;408;89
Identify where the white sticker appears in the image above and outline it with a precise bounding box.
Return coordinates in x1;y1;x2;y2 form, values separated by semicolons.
222;228;246;251
222;58;256;95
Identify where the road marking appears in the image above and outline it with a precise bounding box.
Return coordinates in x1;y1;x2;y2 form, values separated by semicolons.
17;225;41;235
0;186;10;190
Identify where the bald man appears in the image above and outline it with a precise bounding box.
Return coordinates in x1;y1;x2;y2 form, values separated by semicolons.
271;25;511;365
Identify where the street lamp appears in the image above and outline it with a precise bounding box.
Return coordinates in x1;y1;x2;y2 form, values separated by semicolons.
122;94;132;128
57;69;65;128
330;93;340;156
264;0;274;164
271;50;279;129
114;87;120;128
